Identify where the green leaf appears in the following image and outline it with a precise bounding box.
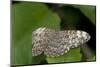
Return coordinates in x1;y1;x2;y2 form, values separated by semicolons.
60;6;84;27
46;48;82;63
11;2;60;65
73;5;96;24
86;56;96;61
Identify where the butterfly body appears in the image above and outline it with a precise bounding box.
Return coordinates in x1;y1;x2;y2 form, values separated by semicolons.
32;27;90;57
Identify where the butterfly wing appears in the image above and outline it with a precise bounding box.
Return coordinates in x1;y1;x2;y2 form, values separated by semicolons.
32;28;56;56
59;30;91;48
44;30;90;57
44;32;71;57
32;28;47;56
44;41;64;57
32;28;91;57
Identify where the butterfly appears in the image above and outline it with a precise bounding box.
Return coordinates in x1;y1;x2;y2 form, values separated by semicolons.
32;27;91;57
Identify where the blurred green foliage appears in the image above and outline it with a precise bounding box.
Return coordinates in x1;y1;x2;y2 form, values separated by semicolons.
11;2;60;65
11;2;96;65
73;5;96;24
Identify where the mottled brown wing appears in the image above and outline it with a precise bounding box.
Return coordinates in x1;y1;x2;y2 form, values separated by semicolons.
60;30;91;48
44;30;90;57
32;28;55;56
32;28;91;57
44;31;70;57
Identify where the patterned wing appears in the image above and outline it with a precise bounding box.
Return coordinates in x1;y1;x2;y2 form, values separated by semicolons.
59;30;91;48
32;28;91;57
32;28;47;56
44;30;90;57
44;31;71;57
32;27;55;56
